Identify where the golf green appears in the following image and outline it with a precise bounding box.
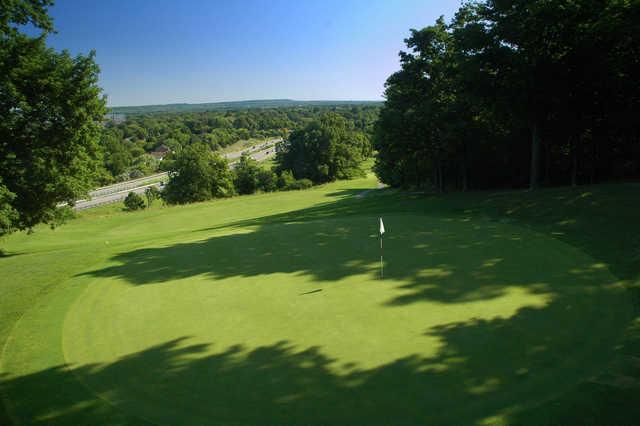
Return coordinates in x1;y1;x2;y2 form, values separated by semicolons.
1;178;635;425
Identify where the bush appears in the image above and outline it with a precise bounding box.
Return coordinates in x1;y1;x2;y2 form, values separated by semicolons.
123;192;146;211
145;186;161;206
277;170;296;190
129;169;144;179
287;178;314;190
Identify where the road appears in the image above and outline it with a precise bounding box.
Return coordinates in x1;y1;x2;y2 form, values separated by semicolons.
74;182;163;210
72;141;279;210
88;172;168;198
223;138;280;161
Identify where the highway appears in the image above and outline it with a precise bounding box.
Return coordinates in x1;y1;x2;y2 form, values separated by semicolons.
223;138;280;161
74;182;164;210
72;141;279;210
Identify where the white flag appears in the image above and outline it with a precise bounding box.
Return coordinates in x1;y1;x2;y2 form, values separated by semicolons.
379;217;385;235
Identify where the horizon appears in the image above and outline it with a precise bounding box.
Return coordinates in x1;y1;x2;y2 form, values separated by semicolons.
108;97;384;109
44;0;462;107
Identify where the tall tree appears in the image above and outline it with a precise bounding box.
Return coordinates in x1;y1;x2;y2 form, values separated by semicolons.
162;144;234;204
233;153;261;195
375;0;639;192
277;113;371;184
0;0;106;235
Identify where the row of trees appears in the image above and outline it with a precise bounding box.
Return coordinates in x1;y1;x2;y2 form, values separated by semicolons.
158;147;312;205
375;0;639;191
100;105;379;184
158;113;371;205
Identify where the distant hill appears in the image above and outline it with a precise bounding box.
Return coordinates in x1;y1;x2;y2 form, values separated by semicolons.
108;99;383;115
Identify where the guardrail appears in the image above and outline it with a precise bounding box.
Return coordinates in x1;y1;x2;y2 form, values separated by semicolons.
75;182;164;211
89;172;169;197
71;140;279;211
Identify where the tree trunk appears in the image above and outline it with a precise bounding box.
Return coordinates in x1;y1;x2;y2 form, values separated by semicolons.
529;123;541;190
591;135;597;184
544;138;551;185
461;142;468;192
461;160;468;192
570;135;578;187
432;163;437;191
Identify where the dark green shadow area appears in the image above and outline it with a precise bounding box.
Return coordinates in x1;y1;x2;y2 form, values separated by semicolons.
0;250;22;258
1;285;635;426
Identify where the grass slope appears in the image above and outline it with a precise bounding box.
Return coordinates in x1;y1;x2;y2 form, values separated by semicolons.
0;174;639;425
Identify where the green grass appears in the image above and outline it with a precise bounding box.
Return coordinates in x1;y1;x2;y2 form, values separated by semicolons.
1;174;639;425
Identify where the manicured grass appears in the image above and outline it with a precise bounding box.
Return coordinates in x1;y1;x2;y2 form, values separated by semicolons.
1;175;639;425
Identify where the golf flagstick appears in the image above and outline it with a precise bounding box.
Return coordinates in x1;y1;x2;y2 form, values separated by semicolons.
379;217;385;278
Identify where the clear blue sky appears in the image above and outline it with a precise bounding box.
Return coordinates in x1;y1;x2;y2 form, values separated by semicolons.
45;0;462;106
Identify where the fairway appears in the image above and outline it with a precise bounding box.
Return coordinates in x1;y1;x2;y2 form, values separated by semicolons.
0;175;636;425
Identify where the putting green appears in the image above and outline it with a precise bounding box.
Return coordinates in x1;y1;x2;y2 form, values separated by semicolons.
36;214;626;425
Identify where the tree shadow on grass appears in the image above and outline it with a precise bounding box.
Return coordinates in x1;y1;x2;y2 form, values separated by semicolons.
1;282;636;426
0;250;22;258
80;188;622;309
51;185;639;424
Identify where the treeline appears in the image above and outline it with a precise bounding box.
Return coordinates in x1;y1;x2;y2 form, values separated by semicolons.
141;112;372;208
100;105;379;183
375;0;640;191
109;99;382;115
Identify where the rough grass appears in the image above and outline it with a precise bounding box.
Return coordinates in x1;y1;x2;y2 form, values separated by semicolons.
1;174;639;425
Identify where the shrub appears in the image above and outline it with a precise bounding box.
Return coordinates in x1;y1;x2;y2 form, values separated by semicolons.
123;192;146;211
257;169;278;192
128;169;145;179
287;178;314;190
145;186;161;206
277;170;296;190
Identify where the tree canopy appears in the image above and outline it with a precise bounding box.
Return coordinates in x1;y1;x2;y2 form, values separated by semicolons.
276;113;372;184
99;105;379;184
0;0;106;235
162;144;234;205
233;153;261;195
375;0;640;191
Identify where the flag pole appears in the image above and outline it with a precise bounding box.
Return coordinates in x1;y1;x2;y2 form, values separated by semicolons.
380;232;383;279
379;217;385;279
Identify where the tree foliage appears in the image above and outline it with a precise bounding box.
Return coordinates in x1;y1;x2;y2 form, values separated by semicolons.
375;0;640;191
99;105;379;184
144;186;160;207
256;169;278;193
123;191;145;211
0;178;18;236
233;153;261;195
0;0;106;235
276;113;371;184
0;0;54;35
162;144;234;204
